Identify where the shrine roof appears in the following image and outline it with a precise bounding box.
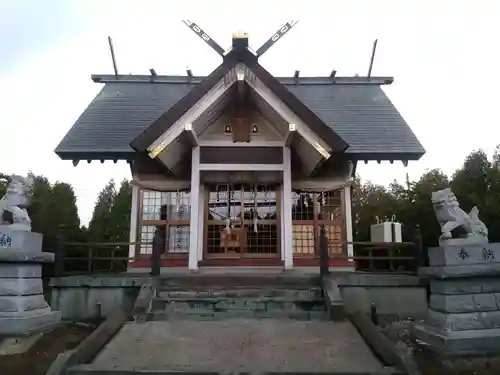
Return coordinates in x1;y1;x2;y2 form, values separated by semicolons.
54;73;424;162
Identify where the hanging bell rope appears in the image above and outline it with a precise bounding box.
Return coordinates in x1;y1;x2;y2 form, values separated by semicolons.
253;179;259;233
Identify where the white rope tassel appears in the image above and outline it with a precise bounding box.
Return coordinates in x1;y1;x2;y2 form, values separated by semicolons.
175;190;181;212
226;183;231;234
253;184;258;233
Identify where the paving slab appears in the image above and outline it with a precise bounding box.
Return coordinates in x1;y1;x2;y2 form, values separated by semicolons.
93;319;383;373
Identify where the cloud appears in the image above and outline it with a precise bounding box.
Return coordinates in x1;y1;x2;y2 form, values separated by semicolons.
0;0;91;74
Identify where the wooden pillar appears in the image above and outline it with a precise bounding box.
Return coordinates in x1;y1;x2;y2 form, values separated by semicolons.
128;184;139;264
282;146;293;269
343;184;354;259
189;146;201;270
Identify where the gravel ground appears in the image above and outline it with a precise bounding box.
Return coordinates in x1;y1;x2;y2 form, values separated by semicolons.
380;319;500;375
94;319;384;373
0;322;96;375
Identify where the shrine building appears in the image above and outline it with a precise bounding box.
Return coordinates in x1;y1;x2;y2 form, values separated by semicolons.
54;24;424;271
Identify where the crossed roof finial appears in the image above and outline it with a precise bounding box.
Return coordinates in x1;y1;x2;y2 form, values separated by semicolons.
182;20;298;59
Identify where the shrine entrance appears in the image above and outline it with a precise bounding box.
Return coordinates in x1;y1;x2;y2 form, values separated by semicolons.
204;183;280;261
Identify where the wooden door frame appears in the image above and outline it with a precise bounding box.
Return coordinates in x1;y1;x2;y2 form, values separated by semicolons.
203;183;281;260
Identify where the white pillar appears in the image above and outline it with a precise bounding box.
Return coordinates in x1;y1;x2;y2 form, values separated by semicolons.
189;146;200;270
282;147;294;269
343;184;354;259
197;183;204;263
128;185;139;263
280;184;285;262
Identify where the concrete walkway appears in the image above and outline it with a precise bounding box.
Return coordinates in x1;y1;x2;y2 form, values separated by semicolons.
93;319;383;373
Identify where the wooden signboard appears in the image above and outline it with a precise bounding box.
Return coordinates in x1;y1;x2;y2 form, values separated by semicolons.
232;117;251;143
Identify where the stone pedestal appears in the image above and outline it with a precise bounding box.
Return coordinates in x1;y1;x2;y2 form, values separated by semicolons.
414;241;500;355
0;226;60;336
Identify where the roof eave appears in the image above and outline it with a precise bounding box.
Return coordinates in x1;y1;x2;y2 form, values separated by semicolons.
346;150;425;162
91;74;394;86
55;150;137;161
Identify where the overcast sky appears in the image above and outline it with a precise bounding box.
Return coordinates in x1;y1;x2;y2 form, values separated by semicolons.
0;0;498;225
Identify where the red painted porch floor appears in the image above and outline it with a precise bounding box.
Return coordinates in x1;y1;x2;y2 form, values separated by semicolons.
92;320;383;373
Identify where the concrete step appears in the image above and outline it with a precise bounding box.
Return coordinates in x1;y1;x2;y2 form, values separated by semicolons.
157;287;323;299
149;309;330;321
153;297;325;312
153;290;326;314
158;274;321;290
68;364;401;375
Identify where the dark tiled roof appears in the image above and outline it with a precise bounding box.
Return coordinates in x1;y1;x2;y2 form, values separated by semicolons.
55;82;194;158
286;84;424;156
55;76;425;160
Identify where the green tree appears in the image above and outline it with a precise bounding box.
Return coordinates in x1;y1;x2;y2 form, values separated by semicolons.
452;150;491;213
88;179;117;242
352;176;400;241
48;182;81;240
406;169;450;247
108;179;132;242
0;173;9;197
452;149;500;242
28;174;53;241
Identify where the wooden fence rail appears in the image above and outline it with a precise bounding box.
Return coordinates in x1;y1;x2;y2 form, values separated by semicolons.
52;226;425;277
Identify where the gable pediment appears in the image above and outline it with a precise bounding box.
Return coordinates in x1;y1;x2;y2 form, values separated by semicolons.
198;110;284;142
139;60;348;176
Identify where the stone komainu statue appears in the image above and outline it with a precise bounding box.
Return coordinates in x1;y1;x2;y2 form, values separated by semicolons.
0;175;34;232
431;187;488;242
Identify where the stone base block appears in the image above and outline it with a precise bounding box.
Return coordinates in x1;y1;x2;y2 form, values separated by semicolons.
430;293;500;313
439;234;489;247
0;264;41;278
413;323;500;355
426;308;500;331
428;243;500;267
0;295;48;313
0;309;61;336
0;227;42;253
420;263;500;279
430;278;500;294
0;278;43;296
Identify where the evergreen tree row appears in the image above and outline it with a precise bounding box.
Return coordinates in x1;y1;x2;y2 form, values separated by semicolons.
2;147;499;256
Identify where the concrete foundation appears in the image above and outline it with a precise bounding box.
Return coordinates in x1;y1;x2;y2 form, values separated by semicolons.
335;273;428;319
0;227;60;336
414;242;500;355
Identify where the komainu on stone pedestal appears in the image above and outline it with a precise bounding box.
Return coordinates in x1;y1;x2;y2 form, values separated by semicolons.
413;188;500;355
431;188;488;246
0;174;34;232
0;174;60;337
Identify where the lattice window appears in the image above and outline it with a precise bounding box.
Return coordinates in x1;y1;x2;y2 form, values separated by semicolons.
325;225;343;255
292;225;315;255
291;189;345;257
291;192;315;220
138;190;191;255
139;225;155;254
